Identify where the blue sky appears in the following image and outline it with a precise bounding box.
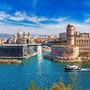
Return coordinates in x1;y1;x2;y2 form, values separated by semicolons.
0;0;90;35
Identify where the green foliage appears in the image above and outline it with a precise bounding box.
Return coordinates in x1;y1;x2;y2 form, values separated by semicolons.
50;78;72;90
28;78;83;90
48;40;66;45
28;81;48;90
56;40;66;45
28;78;72;90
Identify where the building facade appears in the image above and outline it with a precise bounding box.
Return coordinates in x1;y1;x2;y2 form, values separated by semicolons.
59;32;66;41
75;38;90;46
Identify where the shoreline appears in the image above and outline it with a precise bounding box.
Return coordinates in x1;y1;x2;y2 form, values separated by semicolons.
0;52;39;59
0;52;41;64
0;59;22;64
44;54;90;63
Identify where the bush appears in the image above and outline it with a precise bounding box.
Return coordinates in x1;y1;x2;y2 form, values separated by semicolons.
28;78;82;90
51;78;72;90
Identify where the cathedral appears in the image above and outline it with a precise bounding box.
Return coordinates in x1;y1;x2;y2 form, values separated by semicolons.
12;30;32;44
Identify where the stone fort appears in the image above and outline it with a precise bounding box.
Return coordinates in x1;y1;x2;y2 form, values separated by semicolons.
44;24;81;61
51;24;79;58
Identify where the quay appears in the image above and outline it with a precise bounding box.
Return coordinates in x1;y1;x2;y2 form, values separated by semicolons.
0;44;42;59
44;54;90;63
44;54;82;62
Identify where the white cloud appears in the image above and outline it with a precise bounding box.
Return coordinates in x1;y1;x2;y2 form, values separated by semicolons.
0;23;66;35
0;11;89;35
27;16;48;23
9;16;24;21
26;16;38;22
9;11;27;21
0;23;90;36
84;17;90;23
0;11;69;25
0;11;10;20
75;24;90;33
8;11;48;22
37;17;48;22
52;17;68;23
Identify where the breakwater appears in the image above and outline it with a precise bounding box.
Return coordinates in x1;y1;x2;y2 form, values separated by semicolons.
44;54;90;63
0;59;22;64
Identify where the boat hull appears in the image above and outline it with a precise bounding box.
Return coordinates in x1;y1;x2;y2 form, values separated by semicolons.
64;65;81;71
64;67;81;71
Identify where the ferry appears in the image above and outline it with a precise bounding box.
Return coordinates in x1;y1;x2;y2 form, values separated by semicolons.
64;65;81;71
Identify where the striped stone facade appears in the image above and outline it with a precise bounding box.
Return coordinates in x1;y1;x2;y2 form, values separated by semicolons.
0;44;41;58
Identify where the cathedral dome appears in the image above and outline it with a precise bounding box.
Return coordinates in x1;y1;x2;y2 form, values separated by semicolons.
28;32;31;36
17;30;22;36
23;32;26;36
14;35;17;37
67;24;74;27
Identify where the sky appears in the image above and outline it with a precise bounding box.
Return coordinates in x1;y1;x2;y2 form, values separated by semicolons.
0;0;90;35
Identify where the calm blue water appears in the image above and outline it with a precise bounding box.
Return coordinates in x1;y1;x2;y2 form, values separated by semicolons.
0;52;90;90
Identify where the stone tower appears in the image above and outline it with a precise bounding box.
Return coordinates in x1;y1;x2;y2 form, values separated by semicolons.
66;24;75;46
23;32;27;44
27;32;31;44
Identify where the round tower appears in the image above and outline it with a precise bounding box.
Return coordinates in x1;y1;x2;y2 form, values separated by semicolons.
28;32;31;37
66;24;75;46
23;31;26;36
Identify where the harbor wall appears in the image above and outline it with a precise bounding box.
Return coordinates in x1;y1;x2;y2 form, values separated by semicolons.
0;44;42;58
51;45;79;58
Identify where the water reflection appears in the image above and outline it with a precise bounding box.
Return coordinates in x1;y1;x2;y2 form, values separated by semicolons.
37;52;43;64
37;52;43;76
68;71;79;89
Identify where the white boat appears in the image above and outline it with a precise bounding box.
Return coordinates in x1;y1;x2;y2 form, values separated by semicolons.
64;65;81;71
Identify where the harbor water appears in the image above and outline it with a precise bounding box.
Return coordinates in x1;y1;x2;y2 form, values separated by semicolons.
0;52;90;90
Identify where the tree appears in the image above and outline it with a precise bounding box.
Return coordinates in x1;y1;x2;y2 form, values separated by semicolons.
28;78;82;90
50;78;72;90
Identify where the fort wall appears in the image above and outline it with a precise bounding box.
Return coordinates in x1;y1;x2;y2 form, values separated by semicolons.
51;45;79;58
0;44;42;58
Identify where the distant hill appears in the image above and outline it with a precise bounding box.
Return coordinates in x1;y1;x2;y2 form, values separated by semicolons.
0;33;54;38
0;34;14;38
